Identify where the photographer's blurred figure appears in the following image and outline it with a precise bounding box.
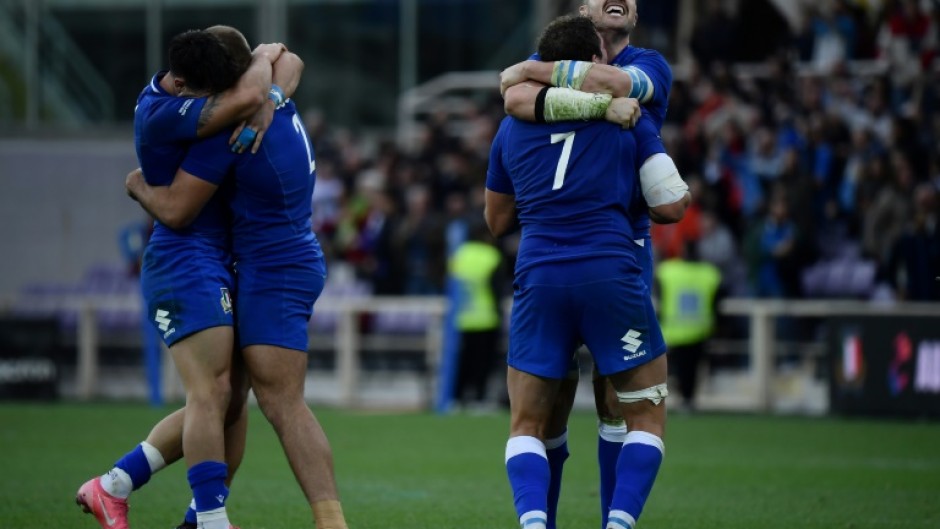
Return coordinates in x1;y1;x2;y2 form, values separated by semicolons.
449;218;506;410
655;242;722;412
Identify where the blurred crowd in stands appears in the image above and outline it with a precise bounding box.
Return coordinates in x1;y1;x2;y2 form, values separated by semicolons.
307;0;939;302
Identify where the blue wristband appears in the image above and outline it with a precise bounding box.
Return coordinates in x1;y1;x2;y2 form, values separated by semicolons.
268;85;285;108
231;127;257;153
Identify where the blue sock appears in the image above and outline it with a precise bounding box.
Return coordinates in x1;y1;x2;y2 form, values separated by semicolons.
544;430;569;529
505;436;549;528
187;461;229;519
114;445;153;490
608;431;664;528
597;421;627;529
183;499;197;525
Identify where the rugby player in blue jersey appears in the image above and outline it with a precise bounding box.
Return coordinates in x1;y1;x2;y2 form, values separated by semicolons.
498;3;689;527
76;27;302;529
124;31;348;529
487;14;685;529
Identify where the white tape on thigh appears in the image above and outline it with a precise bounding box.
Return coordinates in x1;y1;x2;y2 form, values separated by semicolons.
616;383;668;405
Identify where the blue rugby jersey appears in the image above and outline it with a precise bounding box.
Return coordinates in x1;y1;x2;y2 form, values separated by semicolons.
486;116;663;278
134;71;231;250
609;46;673;242
179;100;325;272
529;47;673;243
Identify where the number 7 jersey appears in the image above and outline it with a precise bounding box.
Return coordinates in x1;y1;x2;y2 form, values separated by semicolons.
486;116;663;277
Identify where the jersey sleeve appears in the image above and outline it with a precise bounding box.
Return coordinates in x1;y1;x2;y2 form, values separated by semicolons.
142;96;208;143
633;114;667;168
485;119;515;195
621;51;673;109
179;131;237;185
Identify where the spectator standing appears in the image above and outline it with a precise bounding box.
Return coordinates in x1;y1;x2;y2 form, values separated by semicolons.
746;194;799;298
655;245;722;412
449;220;505;409
886;182;940;300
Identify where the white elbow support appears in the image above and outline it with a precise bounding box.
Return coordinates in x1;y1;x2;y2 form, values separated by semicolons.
639;153;688;208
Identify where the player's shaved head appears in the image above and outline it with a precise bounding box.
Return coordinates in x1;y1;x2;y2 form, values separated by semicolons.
206;25;252;76
537;15;603;62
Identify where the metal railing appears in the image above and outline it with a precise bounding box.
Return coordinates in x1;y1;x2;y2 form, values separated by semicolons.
27;294;933;411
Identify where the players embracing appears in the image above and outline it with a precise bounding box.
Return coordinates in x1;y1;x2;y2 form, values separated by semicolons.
493;2;690;529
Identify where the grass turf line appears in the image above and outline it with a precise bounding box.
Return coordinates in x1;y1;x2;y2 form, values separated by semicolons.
0;403;939;529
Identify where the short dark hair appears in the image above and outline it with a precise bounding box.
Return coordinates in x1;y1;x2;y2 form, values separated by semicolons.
537;15;601;62
167;29;244;94
205;25;252;76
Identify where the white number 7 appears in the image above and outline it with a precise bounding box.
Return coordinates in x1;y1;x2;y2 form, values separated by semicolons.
550;131;575;190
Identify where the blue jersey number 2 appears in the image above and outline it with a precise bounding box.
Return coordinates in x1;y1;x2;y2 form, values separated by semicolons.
292;113;316;175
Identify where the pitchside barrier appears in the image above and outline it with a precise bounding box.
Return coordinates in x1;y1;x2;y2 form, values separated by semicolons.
1;296;938;416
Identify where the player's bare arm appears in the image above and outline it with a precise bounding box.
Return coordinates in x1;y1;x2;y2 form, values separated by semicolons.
503;83;639;128
195;43;287;138
501;60;650;101
502;59;653;128
272;51;304;99
484;189;517;238
229;50;306;154
648;194;690;224
639;153;690;224
125;167;219;230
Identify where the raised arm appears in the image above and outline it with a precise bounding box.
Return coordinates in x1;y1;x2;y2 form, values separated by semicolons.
272;51;304;99
504;82;640;128
195;43;287;138
500;59;653;102
125;168;219;230
228;50;306;154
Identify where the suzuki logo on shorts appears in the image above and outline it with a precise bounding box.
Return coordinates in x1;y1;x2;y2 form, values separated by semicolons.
155;309;172;332
155;309;176;339
621;329;643;353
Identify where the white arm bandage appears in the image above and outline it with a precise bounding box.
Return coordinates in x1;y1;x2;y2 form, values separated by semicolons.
639;153;688;207
543;88;612;122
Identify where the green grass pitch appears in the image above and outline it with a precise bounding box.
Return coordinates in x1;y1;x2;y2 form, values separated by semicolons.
1;403;939;528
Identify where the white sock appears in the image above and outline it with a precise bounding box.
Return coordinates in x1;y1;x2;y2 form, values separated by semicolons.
100;468;133;499
140;441;167;473
520;510;548;529
196;507;229;529
607;509;636;529
598;420;627;443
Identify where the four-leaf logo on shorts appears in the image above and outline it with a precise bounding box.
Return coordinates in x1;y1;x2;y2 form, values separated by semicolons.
220;287;233;314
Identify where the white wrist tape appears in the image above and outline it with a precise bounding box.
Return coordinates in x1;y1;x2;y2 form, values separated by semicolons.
544;88;612;122
639;153;688;207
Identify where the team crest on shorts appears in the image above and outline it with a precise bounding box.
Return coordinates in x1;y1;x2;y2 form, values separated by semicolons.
220;287;233;314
